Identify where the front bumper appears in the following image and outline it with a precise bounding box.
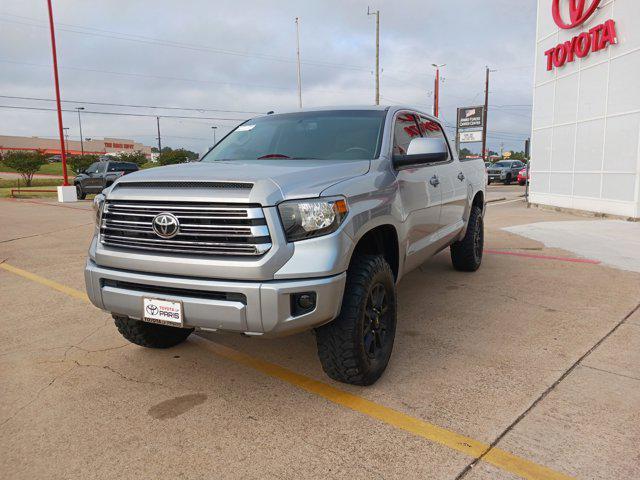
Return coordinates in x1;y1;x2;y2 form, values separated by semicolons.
85;259;346;337
488;172;507;181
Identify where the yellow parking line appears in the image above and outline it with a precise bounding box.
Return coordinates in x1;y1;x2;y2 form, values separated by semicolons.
1;261;573;480
0;263;89;302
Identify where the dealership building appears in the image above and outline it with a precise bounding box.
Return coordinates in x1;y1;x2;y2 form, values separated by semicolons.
0;135;152;159
530;0;640;219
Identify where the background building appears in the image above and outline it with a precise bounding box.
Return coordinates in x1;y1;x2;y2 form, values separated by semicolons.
0;135;152;159
530;0;640;219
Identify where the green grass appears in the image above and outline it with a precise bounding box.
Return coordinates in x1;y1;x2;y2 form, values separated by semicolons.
0;162;66;176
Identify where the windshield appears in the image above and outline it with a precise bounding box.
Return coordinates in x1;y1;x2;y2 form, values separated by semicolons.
493;161;512;168
202;110;386;162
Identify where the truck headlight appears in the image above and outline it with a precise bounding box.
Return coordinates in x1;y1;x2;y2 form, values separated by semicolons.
278;197;348;242
93;193;105;226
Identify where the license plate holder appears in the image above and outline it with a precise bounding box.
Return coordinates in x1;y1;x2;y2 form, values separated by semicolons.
142;297;184;327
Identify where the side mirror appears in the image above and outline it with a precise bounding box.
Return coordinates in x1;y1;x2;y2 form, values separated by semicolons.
393;137;449;169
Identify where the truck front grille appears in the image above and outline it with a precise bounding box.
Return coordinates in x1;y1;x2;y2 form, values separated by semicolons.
100;200;272;256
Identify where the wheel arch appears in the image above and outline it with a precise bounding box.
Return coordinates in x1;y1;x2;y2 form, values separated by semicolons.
350;224;400;281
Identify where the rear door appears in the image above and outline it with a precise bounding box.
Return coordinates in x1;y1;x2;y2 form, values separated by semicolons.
393;111;442;271
417;115;466;235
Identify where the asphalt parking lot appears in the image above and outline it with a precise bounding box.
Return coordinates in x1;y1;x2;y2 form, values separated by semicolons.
1;190;639;479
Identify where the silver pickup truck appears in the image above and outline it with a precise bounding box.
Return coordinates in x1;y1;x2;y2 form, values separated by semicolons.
85;106;486;385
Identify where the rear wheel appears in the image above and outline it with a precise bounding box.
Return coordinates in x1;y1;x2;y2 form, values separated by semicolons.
113;315;193;348
450;205;484;272
315;255;397;386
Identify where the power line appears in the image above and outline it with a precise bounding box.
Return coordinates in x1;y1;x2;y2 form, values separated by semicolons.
0;94;264;115
0;58;296;92
0;14;370;72
0;104;249;121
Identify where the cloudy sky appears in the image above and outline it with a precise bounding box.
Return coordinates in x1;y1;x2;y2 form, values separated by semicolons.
0;0;537;155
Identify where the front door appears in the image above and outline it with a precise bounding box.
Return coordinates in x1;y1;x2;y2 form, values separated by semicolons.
417;115;466;235
393;112;442;272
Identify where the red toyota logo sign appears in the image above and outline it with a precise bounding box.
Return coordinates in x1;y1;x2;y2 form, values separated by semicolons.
544;0;617;71
552;0;601;29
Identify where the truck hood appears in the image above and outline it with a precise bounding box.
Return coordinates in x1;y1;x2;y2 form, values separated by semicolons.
108;159;370;205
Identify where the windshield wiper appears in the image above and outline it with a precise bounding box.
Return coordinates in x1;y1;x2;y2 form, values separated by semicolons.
257;154;291;159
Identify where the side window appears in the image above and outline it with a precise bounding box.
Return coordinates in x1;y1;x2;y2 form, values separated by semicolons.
96;162;107;174
107;162;119;172
85;162;99;174
417;115;450;160
393;113;421;155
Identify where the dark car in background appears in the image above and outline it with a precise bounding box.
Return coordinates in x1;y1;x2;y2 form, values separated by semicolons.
74;160;139;199
487;160;525;185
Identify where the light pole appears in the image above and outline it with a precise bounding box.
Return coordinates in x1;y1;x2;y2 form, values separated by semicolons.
295;17;303;109
211;126;218;146
63;127;69;156
46;0;69;186
432;64;445;117
367;7;380;105
76;106;85;155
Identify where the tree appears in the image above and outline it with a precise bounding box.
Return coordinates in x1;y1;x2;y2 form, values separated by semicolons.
115;150;148;166
459;147;473;159
2;150;47;186
69;154;99;175
157;148;198;166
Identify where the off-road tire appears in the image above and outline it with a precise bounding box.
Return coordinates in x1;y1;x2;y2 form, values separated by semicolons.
315;255;397;386
76;184;86;200
450;205;484;272
113;315;193;348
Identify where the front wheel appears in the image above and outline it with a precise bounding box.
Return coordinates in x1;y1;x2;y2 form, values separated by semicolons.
503;175;512;185
315;255;397;386
114;315;193;348
450;205;484;272
75;183;86;200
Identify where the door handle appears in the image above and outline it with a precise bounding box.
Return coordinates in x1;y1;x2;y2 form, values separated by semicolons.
429;175;440;187
457;172;465;181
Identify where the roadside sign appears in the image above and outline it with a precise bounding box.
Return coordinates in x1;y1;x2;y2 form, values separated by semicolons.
459;131;483;143
503;151;512;158
457;106;485;129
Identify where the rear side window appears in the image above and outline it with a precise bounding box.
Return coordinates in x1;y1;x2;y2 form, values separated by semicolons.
392;113;421;155
108;162;138;172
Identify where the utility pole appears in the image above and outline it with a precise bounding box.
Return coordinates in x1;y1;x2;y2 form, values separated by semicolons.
63;127;69;156
432;64;445;117
156;116;162;154
211;125;218;146
295;17;303;109
481;66;495;162
76;107;85;155
367;7;380;105
46;0;69;186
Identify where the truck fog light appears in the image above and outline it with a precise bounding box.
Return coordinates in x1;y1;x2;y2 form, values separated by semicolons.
291;292;317;317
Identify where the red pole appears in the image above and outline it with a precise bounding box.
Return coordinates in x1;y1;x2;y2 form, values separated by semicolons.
434;68;440;117
46;0;69;186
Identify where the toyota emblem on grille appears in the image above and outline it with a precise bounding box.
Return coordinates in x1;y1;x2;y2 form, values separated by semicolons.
152;213;180;239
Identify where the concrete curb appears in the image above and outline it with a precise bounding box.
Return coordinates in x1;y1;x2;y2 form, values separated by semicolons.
486;197;507;204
